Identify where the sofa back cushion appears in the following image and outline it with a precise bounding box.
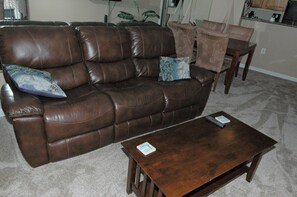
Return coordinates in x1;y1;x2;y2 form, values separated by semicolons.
126;26;176;78
0;26;88;90
77;26;136;84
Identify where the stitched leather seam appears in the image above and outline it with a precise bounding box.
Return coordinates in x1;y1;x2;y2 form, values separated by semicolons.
94;28;100;62
45;108;114;124
25;28;43;66
70;65;77;87
66;138;70;157
138;27;145;58
113;95;164;107
97;129;101;146
115;102;163;108
63;28;73;64
123;61;128;79
127;121;130;138
161;29;164;55
118;29;129;81
149;115;153;130
117;28;124;60
93;28;106;82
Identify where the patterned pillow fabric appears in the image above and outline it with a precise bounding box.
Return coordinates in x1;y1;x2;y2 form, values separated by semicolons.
159;56;191;81
2;64;66;98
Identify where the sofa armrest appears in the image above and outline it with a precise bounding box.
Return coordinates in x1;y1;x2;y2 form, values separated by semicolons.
190;65;214;87
1;84;44;119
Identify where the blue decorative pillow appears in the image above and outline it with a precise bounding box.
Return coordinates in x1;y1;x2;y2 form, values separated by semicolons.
159;56;191;81
3;64;66;98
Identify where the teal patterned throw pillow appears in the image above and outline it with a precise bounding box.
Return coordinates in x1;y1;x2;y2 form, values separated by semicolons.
159;56;191;81
3;64;66;98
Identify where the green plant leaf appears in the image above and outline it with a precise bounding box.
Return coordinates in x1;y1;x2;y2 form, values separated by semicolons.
117;11;135;21
142;10;160;19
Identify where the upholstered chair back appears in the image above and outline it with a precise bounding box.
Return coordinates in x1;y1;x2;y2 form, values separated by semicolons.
196;28;230;91
77;26;136;84
202;20;226;32
226;25;254;41
126;26;176;78
196;28;229;73
0;26;88;90
167;21;196;59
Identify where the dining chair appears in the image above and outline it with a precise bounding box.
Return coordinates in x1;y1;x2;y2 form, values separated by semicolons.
225;24;254;77
167;21;196;61
201;20;226;33
195;28;231;91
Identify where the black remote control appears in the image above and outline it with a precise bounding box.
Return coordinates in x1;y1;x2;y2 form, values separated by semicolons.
206;115;226;128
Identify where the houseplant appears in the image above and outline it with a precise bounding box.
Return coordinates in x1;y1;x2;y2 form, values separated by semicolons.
117;0;160;22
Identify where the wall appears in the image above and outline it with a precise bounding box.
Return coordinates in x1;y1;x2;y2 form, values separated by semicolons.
27;0;160;24
241;19;297;81
28;0;107;22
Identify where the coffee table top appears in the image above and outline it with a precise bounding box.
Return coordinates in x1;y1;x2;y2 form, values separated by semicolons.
121;111;277;197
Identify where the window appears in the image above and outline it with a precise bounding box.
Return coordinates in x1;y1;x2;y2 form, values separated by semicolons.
4;0;28;20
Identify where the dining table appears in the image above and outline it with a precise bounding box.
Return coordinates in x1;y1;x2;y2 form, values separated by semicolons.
224;38;257;94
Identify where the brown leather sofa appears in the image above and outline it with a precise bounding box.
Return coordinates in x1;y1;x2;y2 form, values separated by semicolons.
0;24;213;167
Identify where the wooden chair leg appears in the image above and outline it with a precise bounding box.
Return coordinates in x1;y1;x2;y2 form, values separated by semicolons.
235;61;240;77
212;72;220;91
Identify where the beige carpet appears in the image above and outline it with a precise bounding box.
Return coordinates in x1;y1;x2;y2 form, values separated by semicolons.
0;70;296;197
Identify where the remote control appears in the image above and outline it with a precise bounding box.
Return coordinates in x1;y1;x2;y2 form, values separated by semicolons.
206;115;226;128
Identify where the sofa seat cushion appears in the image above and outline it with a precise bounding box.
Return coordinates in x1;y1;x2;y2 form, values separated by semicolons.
158;79;202;112
43;85;114;142
95;78;164;124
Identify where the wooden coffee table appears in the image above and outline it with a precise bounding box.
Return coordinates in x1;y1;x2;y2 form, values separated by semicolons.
121;111;277;197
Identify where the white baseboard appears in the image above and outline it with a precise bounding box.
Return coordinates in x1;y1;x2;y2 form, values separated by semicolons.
239;63;297;83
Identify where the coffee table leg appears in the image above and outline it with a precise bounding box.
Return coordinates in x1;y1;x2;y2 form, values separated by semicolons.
127;155;136;194
246;153;262;182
